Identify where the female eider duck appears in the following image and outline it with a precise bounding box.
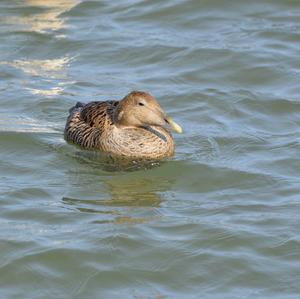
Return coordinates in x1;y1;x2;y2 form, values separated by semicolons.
64;91;182;159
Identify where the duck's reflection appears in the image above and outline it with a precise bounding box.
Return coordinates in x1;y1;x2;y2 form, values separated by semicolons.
103;176;163;207
62;171;172;224
63;175;165;209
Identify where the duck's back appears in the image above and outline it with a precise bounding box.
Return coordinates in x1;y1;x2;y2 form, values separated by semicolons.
64;100;118;149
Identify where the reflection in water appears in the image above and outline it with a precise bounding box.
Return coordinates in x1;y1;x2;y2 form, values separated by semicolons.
5;0;80;34
27;86;65;97
62;175;172;224
63;176;164;208
2;0;79;96
0;115;57;133
5;57;71;77
104;176;163;207
0;56;73;96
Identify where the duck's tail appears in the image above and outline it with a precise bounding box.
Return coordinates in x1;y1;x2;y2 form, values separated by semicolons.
69;101;85;114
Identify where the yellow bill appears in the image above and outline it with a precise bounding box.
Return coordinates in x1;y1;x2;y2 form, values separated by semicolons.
166;116;183;133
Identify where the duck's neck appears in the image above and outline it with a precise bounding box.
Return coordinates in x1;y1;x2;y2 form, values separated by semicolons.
144;126;168;142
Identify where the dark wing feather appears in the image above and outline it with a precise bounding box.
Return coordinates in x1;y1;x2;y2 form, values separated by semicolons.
65;100;119;149
80;101;119;129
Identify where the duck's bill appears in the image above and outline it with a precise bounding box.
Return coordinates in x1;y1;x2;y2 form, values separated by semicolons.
165;116;183;133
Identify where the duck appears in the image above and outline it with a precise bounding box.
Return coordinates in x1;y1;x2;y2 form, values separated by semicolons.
64;91;182;159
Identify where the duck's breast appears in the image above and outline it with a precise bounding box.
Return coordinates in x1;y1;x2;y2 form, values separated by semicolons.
103;126;174;158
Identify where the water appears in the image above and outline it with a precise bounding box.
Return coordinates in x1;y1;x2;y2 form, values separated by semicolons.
1;0;300;298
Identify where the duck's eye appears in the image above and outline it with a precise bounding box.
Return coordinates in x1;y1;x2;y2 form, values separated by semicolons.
138;102;145;106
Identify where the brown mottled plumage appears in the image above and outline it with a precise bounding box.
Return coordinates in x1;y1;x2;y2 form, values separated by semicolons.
64;91;182;159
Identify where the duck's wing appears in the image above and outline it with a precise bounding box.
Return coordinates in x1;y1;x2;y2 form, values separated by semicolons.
80;100;119;129
64;100;119;148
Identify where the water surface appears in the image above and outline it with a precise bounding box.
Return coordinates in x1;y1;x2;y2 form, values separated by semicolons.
1;1;300;298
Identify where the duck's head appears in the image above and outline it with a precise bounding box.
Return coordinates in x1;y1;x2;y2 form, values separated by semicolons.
114;91;182;133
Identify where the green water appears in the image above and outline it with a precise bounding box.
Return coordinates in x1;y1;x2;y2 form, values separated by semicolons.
1;1;300;298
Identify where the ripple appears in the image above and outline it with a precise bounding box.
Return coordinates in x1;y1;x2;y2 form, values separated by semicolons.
1;0;300;298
